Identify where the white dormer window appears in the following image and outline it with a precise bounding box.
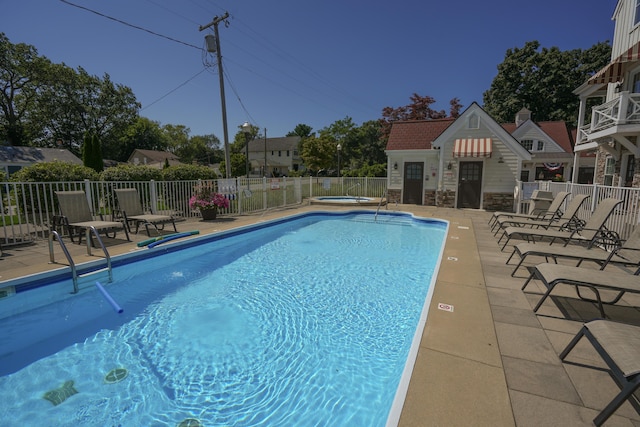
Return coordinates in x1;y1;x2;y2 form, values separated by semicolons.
468;113;479;129
520;139;533;150
537;140;544;151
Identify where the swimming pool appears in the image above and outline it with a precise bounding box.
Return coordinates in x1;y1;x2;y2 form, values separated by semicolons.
0;211;447;426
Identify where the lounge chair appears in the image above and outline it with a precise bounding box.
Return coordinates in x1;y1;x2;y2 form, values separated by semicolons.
55;190;130;246
492;192;578;236
489;191;570;231
497;197;620;251
114;188;177;236
521;262;640;317
559;320;640;426
506;226;640;276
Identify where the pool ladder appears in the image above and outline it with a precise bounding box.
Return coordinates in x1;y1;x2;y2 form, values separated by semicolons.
374;190;388;221
49;226;113;294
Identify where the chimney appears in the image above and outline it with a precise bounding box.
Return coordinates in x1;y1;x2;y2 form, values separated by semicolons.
515;107;532;127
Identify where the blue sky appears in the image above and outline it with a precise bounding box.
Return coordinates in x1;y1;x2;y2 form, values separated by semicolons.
1;0;616;140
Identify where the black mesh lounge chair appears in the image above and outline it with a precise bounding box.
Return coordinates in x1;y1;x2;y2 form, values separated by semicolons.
489;191;570;232
521;261;640;318
114;188;177;236
560;320;640;426
506;226;640;276
497;197;619;251
55;190;130;246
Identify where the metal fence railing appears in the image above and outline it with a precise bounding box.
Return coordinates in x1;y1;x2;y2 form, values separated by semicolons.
0;177;388;246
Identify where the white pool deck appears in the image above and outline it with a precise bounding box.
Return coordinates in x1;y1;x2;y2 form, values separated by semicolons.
1;203;639;426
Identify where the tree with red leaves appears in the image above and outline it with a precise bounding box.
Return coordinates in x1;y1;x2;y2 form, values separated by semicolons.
379;93;462;140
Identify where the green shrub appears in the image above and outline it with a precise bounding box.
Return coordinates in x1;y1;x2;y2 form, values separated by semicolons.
10;161;100;182
100;164;163;182
161;164;218;181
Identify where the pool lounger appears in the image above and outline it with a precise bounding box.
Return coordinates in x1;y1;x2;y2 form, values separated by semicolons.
521;262;640;318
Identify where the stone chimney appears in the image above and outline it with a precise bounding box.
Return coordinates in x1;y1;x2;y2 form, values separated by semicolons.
515;107;532;127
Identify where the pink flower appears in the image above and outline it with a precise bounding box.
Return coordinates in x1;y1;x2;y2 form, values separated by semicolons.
189;184;230;211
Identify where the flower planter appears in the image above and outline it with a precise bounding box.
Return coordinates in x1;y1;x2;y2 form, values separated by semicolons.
200;208;217;221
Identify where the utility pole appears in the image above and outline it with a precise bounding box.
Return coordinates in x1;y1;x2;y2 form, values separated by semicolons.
199;12;231;179
264;128;267;177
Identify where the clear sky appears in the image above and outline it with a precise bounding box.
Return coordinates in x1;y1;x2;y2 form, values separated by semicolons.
1;0;616;141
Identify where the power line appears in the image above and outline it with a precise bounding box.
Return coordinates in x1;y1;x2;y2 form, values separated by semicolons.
59;0;201;50
141;68;209;111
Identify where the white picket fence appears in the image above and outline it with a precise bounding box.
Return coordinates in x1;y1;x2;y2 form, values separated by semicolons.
0;177;387;246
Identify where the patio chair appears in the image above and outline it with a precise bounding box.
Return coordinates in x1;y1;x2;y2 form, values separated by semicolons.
114;188;177;236
560;320;640;426
492;192;579;236
497;197;620;251
506;225;640;277
54;190;130;246
521;261;640;318
489;191;570;231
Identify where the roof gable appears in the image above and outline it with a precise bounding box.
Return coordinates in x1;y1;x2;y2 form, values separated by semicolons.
432;102;531;159
386;118;455;150
128;149;180;164
506;120;574;153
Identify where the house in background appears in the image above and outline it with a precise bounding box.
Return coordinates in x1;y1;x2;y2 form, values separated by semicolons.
386;103;531;210
246;136;302;177
0;146;82;177
386;103;580;210
573;0;640;188
127;149;182;169
502;107;594;183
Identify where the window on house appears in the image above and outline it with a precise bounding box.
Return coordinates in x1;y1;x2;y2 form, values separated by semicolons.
632;71;640;93
520;170;530;182
520;139;533;150
604;156;616;186
536;140;544;151
636;0;640;25
278;151;281;157
468;113;479;129
286;150;290;156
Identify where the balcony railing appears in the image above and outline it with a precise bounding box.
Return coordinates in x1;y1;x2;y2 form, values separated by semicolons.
578;91;640;143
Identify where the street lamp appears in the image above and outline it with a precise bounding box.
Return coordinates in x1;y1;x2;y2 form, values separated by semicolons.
337;143;342;178
242;121;251;178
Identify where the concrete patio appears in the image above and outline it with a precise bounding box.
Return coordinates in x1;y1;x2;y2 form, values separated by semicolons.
1;203;639;426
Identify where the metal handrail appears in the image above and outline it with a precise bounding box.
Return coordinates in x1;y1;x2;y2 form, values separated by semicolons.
87;226;113;284
49;230;79;293
48;227;112;294
374;190;387;221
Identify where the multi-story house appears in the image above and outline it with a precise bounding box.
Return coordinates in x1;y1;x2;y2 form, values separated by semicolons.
574;0;640;187
246;136;302;177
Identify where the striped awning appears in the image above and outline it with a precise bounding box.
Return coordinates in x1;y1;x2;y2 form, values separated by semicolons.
453;138;492;158
588;41;640;85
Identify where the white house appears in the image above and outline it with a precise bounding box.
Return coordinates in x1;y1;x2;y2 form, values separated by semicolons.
573;0;640;187
385;103;580;210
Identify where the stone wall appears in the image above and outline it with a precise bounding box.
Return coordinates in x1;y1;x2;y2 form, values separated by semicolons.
387;189;401;204
436;189;456;208
483;192;514;212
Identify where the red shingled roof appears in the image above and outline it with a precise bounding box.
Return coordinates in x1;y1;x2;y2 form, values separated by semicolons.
386;118;455;150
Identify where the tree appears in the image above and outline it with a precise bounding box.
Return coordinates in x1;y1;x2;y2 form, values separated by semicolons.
482;40;611;125
300;134;336;173
116;117;168;162
90;133;104;172
0;33;52;145
287;123;313;138
379;93;462;140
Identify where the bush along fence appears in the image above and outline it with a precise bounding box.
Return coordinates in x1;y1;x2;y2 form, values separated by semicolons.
0;176;388;246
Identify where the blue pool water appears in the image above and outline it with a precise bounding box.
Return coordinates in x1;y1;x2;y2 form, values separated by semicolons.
0;211;447;426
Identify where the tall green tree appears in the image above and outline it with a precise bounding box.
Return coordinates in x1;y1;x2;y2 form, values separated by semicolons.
300;134;336;173
90;133;104;172
116;117;168;162
482;40;611;125
287;123;313;138
0;33;52;145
